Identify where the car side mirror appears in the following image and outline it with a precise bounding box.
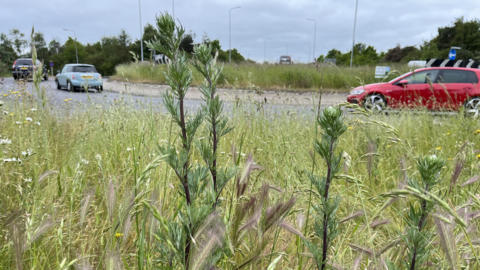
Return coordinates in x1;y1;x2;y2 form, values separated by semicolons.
398;79;409;85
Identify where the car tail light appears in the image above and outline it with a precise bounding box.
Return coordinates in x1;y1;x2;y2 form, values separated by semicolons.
98;74;102;79
12;60;16;70
71;74;76;79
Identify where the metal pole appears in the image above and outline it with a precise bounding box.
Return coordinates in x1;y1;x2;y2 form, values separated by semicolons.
63;29;78;63
305;42;311;63
264;37;271;63
139;0;144;62
229;6;241;63
350;0;359;68
307;19;316;63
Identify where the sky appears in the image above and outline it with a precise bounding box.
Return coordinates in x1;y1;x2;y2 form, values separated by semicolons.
1;0;479;63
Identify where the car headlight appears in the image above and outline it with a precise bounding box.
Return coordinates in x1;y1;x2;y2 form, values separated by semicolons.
350;89;365;95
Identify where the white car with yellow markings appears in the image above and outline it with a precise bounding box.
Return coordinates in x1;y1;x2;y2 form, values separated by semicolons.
55;64;103;92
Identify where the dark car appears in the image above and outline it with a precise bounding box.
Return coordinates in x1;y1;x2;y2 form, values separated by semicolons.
12;58;49;81
279;55;292;64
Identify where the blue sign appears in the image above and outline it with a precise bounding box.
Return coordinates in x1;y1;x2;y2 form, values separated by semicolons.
449;49;456;60
49;61;54;67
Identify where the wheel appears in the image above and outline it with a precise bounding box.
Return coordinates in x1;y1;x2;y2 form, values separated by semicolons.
44;74;48;81
97;86;103;93
56;80;61;90
363;94;387;113
13;75;17;80
464;98;480;117
67;80;75;92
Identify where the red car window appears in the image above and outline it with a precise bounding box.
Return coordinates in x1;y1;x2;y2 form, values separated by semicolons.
402;70;439;84
436;70;478;84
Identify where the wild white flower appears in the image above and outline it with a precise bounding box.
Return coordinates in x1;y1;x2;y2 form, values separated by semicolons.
0;139;12;145
3;157;20;163
21;151;27;156
15;121;21;125
30;108;37;111
27;149;33;155
241;153;246;157
25;117;32;121
2;111;7;115
126;147;132;152
81;159;89;165
35;122;41;126
198;137;205;140
25;178;32;182
95;154;102;161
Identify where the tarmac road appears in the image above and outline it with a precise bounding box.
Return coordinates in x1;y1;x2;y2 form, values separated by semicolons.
0;77;326;115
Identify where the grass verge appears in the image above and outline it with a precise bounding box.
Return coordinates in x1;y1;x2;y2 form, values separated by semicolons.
1;84;480;269
112;62;411;92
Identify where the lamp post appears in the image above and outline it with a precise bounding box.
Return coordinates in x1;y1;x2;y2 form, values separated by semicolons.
350;0;359;68
63;28;78;63
305;42;311;63
307;19;316;63
229;6;241;63
264;37;271;63
139;0;144;62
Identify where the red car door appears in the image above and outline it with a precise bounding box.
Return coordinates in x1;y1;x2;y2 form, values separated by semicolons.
434;69;478;110
389;70;439;109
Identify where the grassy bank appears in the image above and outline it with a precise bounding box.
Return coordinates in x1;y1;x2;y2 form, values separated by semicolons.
112;62;411;92
1;83;480;269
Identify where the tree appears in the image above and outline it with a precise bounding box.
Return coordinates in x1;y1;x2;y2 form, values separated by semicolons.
9;28;27;55
48;39;62;54
179;34;194;54
63;37;85;63
224;48;244;62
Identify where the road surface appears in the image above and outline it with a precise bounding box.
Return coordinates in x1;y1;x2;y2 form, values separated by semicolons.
0;77;335;115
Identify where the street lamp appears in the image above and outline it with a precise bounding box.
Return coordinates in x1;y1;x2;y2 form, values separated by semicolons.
138;0;144;62
63;28;78;63
264;37;271;63
229;6;241;63
307;19;316;63
350;0;359;68
305;42;311;63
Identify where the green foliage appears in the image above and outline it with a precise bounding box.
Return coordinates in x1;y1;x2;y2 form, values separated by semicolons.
304;106;347;270
386;155;446;270
145;12;239;269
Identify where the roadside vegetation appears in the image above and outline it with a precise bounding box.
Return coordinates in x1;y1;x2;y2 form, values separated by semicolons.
113;61;410;92
2;17;480;269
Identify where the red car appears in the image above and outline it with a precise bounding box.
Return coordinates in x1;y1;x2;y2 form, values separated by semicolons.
347;67;480;117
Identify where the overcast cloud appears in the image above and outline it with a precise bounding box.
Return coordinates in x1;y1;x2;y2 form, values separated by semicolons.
1;0;479;62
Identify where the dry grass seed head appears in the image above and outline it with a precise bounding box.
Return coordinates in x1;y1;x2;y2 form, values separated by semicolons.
80;189;95;229
433;209;459;269
449;157;465;193
340;210;364;224
106;179;116;221
461;176;480;187
28;216;55;247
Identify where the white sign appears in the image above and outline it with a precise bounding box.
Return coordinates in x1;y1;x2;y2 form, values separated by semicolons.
375;66;390;79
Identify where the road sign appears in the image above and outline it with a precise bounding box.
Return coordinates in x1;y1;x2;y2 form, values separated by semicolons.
375;66;390;79
49;61;54;67
449;49;456;60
